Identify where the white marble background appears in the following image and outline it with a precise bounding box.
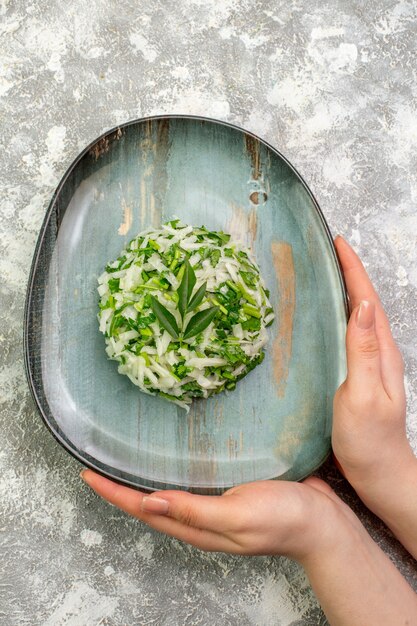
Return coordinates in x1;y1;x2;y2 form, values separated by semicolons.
1;1;416;624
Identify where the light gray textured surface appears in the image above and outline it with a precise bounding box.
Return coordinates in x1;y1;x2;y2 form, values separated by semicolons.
1;1;416;624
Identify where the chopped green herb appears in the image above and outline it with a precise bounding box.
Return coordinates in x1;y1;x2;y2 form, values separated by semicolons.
172;362;192;379
109;314;125;336
139;351;151;366
240;270;257;288
148;239;160;251
241;317;261;332
108;278;120;293
210;249;221;267
242;303;262;319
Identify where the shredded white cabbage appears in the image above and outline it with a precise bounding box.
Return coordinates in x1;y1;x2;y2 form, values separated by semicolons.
98;219;274;410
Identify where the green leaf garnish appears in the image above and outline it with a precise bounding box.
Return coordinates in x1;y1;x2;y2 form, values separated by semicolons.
177;260;197;318
183;306;218;340
150;296;179;340
187;283;206;311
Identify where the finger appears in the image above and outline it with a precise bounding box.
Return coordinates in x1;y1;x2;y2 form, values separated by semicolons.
303;477;363;527
303;476;341;505
138;511;239;553
303;476;335;496
80;470;241;552
334;236;394;345
335;236;405;396
81;469;144;515
345;300;383;395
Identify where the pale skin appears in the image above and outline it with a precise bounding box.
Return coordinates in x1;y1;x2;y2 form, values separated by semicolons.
81;236;417;625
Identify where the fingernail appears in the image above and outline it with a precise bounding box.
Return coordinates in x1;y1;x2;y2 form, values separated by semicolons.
141;496;169;515
334;234;349;246
356;300;374;329
80;469;86;480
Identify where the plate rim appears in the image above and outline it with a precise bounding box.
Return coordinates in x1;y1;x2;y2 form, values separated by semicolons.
23;114;349;493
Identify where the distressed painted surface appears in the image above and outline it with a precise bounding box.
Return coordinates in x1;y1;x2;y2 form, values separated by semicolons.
271;242;296;399
1;0;417;624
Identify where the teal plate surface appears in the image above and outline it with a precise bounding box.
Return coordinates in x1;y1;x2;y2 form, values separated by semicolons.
24;116;348;494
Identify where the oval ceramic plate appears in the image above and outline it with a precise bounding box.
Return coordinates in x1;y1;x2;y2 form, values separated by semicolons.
24;115;348;494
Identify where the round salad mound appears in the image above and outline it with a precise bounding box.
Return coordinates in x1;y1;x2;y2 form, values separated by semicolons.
98;219;275;409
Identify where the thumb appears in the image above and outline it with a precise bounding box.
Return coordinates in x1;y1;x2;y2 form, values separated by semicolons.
345;300;382;392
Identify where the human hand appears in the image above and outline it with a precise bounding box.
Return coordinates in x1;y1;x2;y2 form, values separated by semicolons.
80;470;417;623
80;470;349;563
332;236;417;534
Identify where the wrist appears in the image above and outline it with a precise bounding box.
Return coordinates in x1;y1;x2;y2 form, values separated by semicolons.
352;446;417;520
300;500;417;625
300;510;363;573
291;492;357;567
